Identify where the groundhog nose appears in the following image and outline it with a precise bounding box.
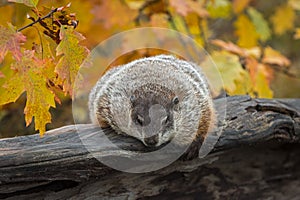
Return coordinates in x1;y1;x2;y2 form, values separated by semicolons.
144;134;159;147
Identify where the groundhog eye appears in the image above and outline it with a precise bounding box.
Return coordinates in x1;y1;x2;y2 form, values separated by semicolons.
136;114;144;126
162;115;169;125
172;96;179;105
130;95;135;103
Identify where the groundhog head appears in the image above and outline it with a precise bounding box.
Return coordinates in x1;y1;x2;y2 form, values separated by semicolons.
129;83;179;147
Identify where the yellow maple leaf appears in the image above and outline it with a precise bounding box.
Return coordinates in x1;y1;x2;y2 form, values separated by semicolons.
185;13;204;46
234;14;259;48
55;26;89;96
0;50;56;135
253;64;273;98
270;4;295;35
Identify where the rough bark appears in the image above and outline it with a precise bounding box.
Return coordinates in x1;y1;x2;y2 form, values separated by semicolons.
0;96;299;200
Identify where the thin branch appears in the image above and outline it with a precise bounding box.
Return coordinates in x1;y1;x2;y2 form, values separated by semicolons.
17;8;58;32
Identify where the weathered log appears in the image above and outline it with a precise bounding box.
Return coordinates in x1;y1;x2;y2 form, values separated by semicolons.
0;95;299;199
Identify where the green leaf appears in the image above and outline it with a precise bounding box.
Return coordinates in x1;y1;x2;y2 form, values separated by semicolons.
8;0;39;7
247;7;271;42
231;72;253;96
55;26;89;96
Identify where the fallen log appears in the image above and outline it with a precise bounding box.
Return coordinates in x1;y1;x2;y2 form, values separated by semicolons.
0;95;299;199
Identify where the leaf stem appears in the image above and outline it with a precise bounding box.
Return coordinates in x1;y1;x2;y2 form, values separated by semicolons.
17;8;58;32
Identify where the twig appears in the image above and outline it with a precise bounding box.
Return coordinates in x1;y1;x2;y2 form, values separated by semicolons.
17;8;58;32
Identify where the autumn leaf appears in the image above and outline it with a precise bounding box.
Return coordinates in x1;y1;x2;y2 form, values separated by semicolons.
185;13;204;45
247;7;271;42
288;0;300;10
150;14;169;28
92;0;137;29
262;47;291;67
294;28;300;39
231;72;253;96
169;13;188;34
0;72;24;105
207;0;231;18
0;24;26;62
232;0;251;14
245;58;273;98
270;4;295;35
0;50;56;135
211;39;261;59
234;14;259;47
170;0;208;17
201;51;246;94
121;29;160;53
8;0;39;7
186;0;209;18
55;26;89;96
251;62;273;98
169;0;191;16
211;39;246;56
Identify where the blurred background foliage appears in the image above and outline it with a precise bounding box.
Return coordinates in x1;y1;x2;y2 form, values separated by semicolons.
0;0;299;138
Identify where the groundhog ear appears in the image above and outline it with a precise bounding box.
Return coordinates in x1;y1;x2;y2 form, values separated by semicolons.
172;96;179;105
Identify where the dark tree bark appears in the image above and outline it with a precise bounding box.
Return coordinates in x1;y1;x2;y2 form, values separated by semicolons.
0;96;299;200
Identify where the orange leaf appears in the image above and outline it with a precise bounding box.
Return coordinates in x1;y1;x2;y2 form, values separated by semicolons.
262;47;291;67
211;39;262;59
211;39;246;57
245;58;273;98
169;0;191;16
92;0;137;29
0;24;26;62
150;14;169;28
170;0;208;17
232;0;252;14
186;0;209;18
